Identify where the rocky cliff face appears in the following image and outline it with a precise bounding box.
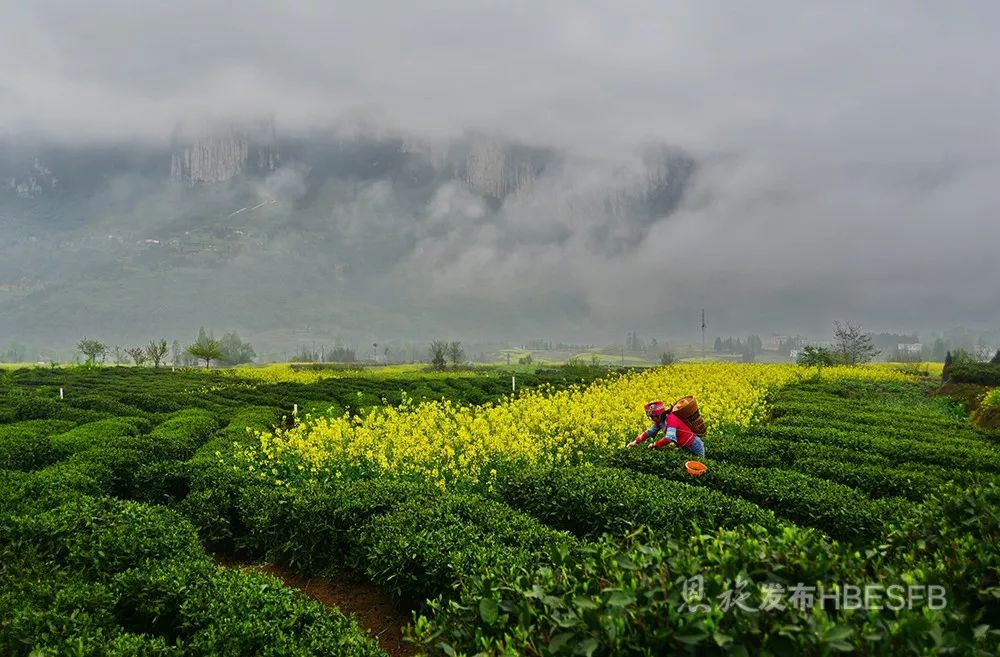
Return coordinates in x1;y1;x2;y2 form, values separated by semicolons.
170;119;280;184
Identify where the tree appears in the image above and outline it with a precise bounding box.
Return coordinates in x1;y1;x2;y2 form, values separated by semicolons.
76;338;107;365
125;346;148;366
518;354;533;365
429;341;448;370
714;337;723;352
797;345;835;376
448;341;465;367
171;340;182;367
659;351;676;366
145;339;169;368
833;321;880;365
942;351;953;381
219;332;256;365
111;345;127;366
992;349;1000;365
187;339;224;369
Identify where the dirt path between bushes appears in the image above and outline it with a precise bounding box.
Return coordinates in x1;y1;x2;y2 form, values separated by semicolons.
220;559;418;657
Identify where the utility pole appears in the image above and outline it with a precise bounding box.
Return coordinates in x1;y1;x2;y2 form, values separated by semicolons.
701;309;706;363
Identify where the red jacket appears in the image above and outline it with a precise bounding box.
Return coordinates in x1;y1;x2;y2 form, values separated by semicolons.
636;413;698;449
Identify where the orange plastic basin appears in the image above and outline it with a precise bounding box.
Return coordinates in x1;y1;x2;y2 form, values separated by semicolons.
685;461;708;477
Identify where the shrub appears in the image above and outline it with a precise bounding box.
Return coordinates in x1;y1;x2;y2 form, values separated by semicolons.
148;409;221;460
947;363;1000;386
8;496;204;577
237;478;439;573
610;449;913;542
413;524;991;657
0;420;75;470
64;447;154;499
360;492;576;604
493;464;778;539
49;418;149;456
66;394;145;418
881;480;1000;625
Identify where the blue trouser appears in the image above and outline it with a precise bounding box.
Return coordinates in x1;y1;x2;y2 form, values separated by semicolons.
685;436;706;457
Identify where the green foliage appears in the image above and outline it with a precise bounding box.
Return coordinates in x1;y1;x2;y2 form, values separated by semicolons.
832;321;880;365
881;481;1000;625
796;345;835;374
186;339;225;368
493;464;778;539
0;496;384;657
2;364;998;654
49;418;149;456
947;362;1000;386
429;340;448;370
361;492;576;604
237;478;437;575
218;332;256;366
413;523;996;657
610;449;913;542
76;338;107;365
0;420;75;470
144;338;171;368
148;409;221;461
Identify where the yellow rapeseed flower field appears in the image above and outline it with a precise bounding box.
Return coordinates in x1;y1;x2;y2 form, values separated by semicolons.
239;364;909;489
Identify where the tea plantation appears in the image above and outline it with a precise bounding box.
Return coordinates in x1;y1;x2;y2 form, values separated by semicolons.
1;365;997;656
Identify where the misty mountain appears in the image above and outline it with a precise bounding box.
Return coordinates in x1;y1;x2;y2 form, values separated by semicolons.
0;124;695;351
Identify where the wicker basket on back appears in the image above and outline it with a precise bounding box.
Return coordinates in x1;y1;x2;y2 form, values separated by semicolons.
671;396;706;435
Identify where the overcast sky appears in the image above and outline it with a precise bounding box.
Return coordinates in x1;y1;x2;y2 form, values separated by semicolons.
2;1;998;342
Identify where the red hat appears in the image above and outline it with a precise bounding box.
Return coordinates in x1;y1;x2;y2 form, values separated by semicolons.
644;400;667;418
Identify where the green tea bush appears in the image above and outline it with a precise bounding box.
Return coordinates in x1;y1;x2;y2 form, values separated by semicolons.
133;460;192;505
177;464;258;552
1;498;385;657
0;419;75;470
882;480;1000;625
10;395;104;423
64;446;154;498
49;418;150;456
148;409;221;461
118;391;184;414
412;524;995;657
947;363;1000;386
360;492;577;604
0;561;122;657
791;458;943;501
610;449;913;542
237;478;439;573
65;394;146;418
0;466;105;517
180;567;384;656
755;424;1000;474
493;464;778;538
7;496;204;576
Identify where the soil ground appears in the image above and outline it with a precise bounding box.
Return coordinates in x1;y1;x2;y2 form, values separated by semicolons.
219;559;418;657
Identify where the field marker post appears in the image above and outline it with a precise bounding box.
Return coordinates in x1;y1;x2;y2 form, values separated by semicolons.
512;375;516;393
59;388;64;400
293;403;298;417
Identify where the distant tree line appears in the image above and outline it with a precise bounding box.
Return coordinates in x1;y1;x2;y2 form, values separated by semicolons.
74;327;256;369
292;345;357;363
796;321;881;372
429;341;465;370
625;332;659;353
714;336;764;363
